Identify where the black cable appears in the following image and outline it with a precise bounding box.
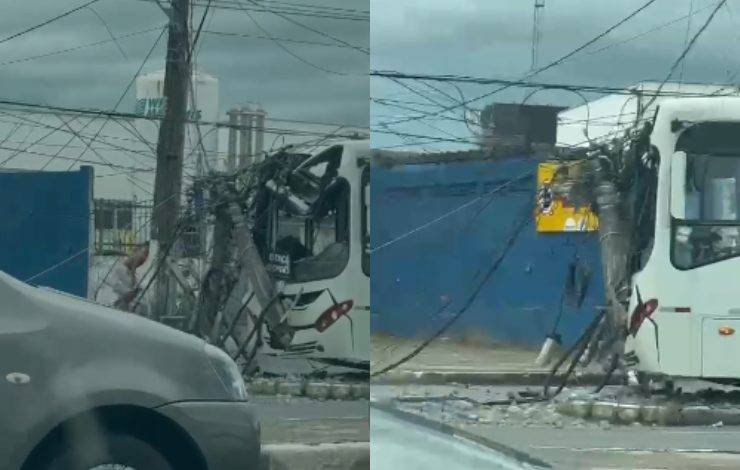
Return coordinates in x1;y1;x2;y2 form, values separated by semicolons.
371;209;532;378
0;0;103;47
191;0;369;21
239;0;369;54
0;26;162;68
371;71;733;98
593;352;621;394
86;5;128;58
129;222;186;312
642;0;728;112
190;0;213;60
233;0;352;75
376;0;659;127
63;26;167;171
543;308;606;399
203;29;359;49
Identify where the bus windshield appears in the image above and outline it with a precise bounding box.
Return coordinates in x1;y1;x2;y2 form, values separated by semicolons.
268;146;350;282
673;152;740;269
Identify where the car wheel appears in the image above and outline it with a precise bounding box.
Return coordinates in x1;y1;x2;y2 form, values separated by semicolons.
41;433;173;470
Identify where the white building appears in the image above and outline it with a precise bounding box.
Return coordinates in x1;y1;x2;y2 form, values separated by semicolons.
135;70;220;172
556;81;740;149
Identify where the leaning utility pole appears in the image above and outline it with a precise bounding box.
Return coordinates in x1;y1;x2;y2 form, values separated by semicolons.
151;0;191;320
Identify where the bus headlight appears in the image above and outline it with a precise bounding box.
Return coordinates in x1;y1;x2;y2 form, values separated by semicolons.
205;344;248;401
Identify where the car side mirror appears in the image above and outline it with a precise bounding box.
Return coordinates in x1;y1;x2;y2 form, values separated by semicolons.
670;151;687;219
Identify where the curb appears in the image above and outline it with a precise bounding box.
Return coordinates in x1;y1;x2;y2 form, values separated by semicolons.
372;370;621;386
248;378;370;400
260;442;369;470
556;398;740;426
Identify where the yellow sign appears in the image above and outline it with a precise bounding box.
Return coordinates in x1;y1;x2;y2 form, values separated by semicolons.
536;162;598;233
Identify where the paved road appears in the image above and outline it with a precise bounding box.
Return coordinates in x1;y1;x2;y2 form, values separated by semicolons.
371;407;541;470
253;396;369;444
476;424;740;469
372;384;740;469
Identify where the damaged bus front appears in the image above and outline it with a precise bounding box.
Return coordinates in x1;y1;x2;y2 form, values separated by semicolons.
625;98;740;382
253;139;370;375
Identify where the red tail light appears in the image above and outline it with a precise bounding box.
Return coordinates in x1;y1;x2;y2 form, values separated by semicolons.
629;298;658;336
315;300;354;332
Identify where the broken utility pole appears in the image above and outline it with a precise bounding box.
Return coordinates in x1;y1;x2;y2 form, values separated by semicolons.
151;0;191;320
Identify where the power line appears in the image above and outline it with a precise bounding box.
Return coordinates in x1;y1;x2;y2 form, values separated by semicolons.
61;26;167;186
370;171;534;254
0;103;366;141
239;0;369;54
0;0;103;46
202;29;355;48
371;70;740;98
219;0;368;16
372;207;533;377
584;0;717;56
0;26;164;68
231;0;350;75
0;144;154;172
376;0;659;127
642;0;728;111
86;4;128;58
190;0;369;21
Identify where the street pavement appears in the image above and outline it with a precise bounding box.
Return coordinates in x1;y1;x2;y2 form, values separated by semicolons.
372;384;740;469
253;395;369;444
477;424;740;469
371;407;544;470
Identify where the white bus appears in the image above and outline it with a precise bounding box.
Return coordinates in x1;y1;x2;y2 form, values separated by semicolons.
254;139;370;375
625;98;740;383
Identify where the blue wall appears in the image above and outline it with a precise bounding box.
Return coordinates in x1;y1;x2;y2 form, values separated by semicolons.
0;167;92;297
370;157;604;348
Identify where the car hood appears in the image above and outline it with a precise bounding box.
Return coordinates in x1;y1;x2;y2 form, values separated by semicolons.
0;271;228;402
0;271;201;349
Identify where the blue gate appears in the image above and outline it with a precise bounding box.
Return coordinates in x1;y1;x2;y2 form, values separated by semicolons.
0;166;93;298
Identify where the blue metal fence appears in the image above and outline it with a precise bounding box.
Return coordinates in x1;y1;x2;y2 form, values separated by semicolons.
0;166;93;297
370;156;604;348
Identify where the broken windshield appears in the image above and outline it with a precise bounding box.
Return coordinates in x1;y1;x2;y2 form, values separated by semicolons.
268;146;350;283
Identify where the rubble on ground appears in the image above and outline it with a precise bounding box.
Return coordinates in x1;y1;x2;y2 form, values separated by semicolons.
373;382;740;429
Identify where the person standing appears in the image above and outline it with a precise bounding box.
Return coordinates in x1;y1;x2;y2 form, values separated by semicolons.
97;243;150;312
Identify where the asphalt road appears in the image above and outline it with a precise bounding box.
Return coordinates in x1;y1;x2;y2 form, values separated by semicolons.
478;424;740;469
370;407;539;470
371;384;740;469
253;396;369;445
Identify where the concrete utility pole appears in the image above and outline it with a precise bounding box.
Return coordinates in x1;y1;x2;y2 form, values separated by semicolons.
151;0;191;320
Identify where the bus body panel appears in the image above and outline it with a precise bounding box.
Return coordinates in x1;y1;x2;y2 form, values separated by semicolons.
626;98;740;380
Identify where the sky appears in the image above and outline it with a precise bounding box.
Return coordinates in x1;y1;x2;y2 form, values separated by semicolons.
0;0;369;198
370;0;740;151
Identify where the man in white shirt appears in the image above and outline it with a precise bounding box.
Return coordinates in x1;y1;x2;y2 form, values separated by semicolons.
97;243;150;312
